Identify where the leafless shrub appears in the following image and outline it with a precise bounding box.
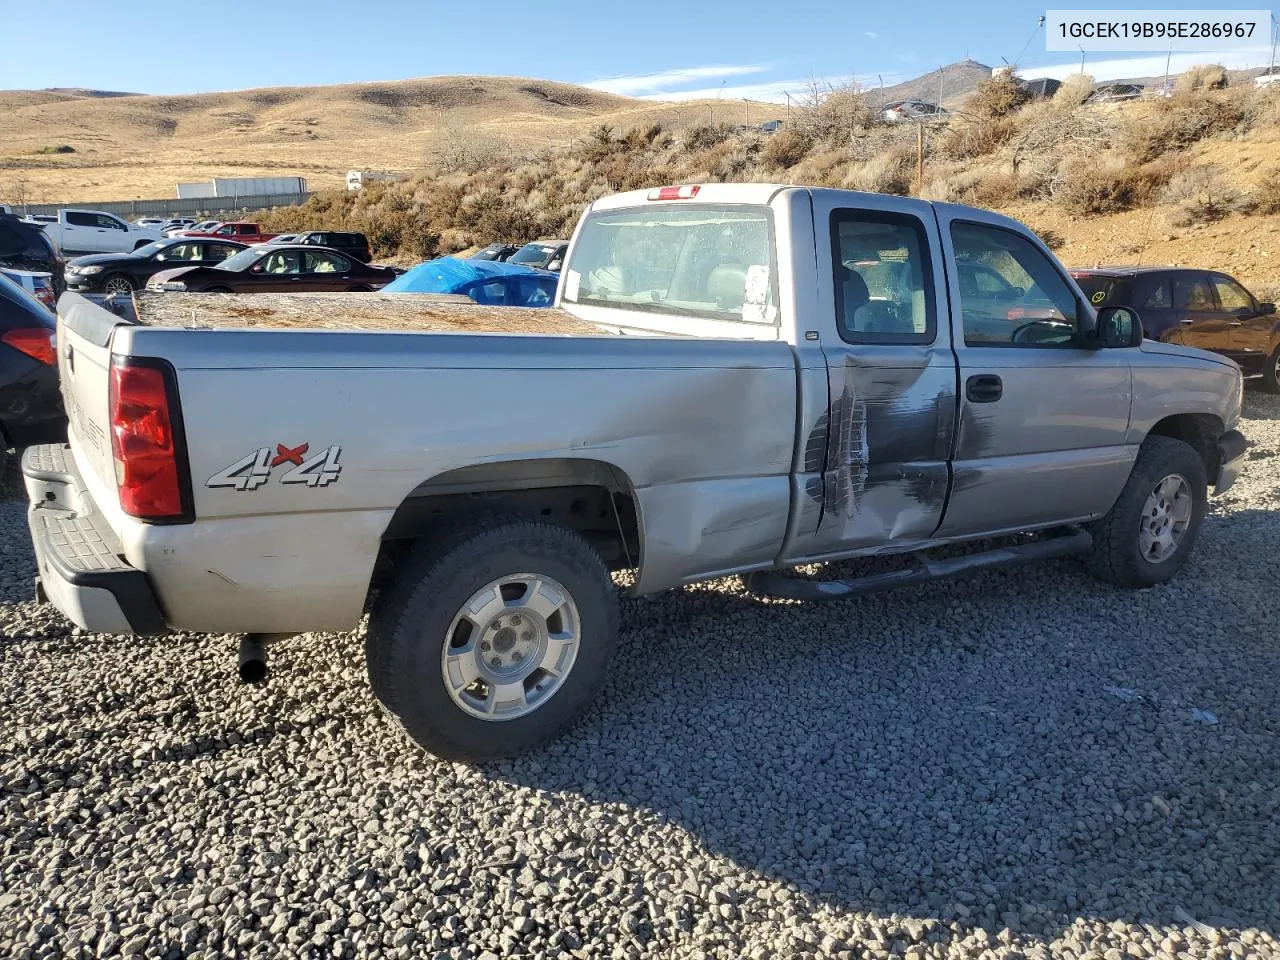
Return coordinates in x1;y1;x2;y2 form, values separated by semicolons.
966;73;1032;120
762;128;812;168
431;117;506;174
1250;170;1280;213
1053;73;1095;106
1125;88;1248;162
1055;157;1174;216
1177;64;1229;93
938;116;1016;159
843;148;914;195
791;81;879;146
1164;166;1244;225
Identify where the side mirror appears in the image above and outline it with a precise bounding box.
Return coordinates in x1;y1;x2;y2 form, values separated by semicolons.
546;259;562;271
1096;305;1144;348
1262;302;1276;315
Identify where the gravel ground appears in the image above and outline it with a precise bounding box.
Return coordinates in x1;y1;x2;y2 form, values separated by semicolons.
3;394;1279;960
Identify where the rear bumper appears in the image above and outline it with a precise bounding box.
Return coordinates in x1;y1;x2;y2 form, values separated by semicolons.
23;444;166;635
1214;429;1247;494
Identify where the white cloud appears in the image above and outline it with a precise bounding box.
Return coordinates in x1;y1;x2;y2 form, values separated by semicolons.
1020;50;1271;83
639;73;902;104
865;31;880;39
585;64;773;97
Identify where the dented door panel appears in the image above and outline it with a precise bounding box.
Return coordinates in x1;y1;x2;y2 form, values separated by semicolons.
782;191;957;563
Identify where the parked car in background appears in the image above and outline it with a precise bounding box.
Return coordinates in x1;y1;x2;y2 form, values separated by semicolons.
0;213;65;294
147;243;396;293
1087;83;1144;103
290;231;372;263
382;256;558;307
1070;265;1280;391
882;99;949;123
37;209;162;256
168;220;218;238
271;234;300;245
0;267;56;311
134;217;168;230
24;215;57;225
0;272;64;455
470;242;520;263
176;221;278;244
508;239;568;272
66;236;249;296
159;218;196;233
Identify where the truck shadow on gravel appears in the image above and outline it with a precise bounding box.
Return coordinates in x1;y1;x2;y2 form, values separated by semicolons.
493;508;1280;941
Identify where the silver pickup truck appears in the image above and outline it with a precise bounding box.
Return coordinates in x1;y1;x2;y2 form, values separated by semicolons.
25;184;1247;761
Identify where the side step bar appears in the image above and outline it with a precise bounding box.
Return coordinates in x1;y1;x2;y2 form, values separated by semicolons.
742;526;1093;602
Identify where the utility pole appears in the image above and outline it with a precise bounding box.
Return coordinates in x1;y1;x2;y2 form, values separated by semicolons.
743;98;749;124
784;91;792;115
937;65;944;107
1164;43;1172;93
916;122;924;195
1270;14;1278;77
1078;45;1086;75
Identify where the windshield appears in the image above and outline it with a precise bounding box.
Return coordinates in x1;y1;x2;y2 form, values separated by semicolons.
510;243;559;268
563;204;775;323
213;248;264;271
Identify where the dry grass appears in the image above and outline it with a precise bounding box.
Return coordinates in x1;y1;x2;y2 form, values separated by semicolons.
0;76;783;201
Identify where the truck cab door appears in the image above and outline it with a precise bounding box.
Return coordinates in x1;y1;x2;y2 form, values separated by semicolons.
933;206;1135;537
782;192;957;563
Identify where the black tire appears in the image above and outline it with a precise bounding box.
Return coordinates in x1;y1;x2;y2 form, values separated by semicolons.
345;284;372;292
1261;345;1280;394
202;286;233;294
366;516;619;761
1086;435;1207;588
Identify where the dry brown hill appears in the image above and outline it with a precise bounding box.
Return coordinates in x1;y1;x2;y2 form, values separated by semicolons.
0;75;778;203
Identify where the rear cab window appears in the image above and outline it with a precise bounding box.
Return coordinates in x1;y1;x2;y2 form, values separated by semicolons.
562;203;777;326
1072;274;1133;308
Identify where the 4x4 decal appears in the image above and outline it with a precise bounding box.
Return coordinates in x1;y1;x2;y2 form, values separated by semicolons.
207;443;342;491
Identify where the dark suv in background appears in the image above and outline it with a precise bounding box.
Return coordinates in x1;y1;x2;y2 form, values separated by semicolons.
292;231;372;263
0;214;64;295
1070;265;1280;392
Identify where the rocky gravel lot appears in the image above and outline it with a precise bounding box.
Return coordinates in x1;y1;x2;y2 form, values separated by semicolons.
3;394;1280;960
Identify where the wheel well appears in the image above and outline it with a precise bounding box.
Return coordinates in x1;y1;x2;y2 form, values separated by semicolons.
367;459;641;604
1146;413;1223;478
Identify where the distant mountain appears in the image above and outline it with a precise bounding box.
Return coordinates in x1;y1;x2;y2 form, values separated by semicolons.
868;59;994;109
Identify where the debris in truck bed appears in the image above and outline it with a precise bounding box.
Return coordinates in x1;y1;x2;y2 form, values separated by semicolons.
128;290;613;336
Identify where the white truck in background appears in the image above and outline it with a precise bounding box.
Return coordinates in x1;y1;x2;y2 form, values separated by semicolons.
37;210;162;256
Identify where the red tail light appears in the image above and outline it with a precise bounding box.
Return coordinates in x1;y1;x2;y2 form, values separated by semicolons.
2;328;56;365
108;360;192;521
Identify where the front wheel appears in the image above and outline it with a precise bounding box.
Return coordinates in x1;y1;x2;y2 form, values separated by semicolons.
367;516;619;761
1086;436;1207;588
1262;345;1280;394
102;274;134;296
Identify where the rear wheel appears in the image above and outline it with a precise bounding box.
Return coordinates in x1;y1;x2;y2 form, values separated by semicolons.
367;516;619;761
102;274;134;296
203;286;233;294
1262;345;1280;394
1086;436;1207;588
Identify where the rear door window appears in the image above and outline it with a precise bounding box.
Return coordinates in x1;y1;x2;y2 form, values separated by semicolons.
1142;278;1171;309
1173;275;1214;310
831;210;935;343
66;212;97;227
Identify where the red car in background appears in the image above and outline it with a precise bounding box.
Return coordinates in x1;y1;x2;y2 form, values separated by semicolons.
175;221;278;244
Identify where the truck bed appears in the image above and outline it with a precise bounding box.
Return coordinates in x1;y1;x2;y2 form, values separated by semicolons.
125;290;613;337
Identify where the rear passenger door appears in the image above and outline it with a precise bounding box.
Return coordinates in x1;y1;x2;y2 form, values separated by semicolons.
1170;272;1232;354
934;208;1135;537
785;193;957;562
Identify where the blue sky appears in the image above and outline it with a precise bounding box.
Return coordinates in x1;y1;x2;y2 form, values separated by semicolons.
1;1;1276;101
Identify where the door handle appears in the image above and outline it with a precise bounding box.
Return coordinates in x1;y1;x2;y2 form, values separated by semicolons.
1180;318;1194;324
1227;320;1244;326
966;374;1003;403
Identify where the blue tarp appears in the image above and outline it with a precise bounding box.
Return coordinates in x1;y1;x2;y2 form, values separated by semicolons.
381;255;556;301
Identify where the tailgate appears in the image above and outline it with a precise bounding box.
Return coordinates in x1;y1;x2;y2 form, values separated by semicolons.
56;293;138;506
